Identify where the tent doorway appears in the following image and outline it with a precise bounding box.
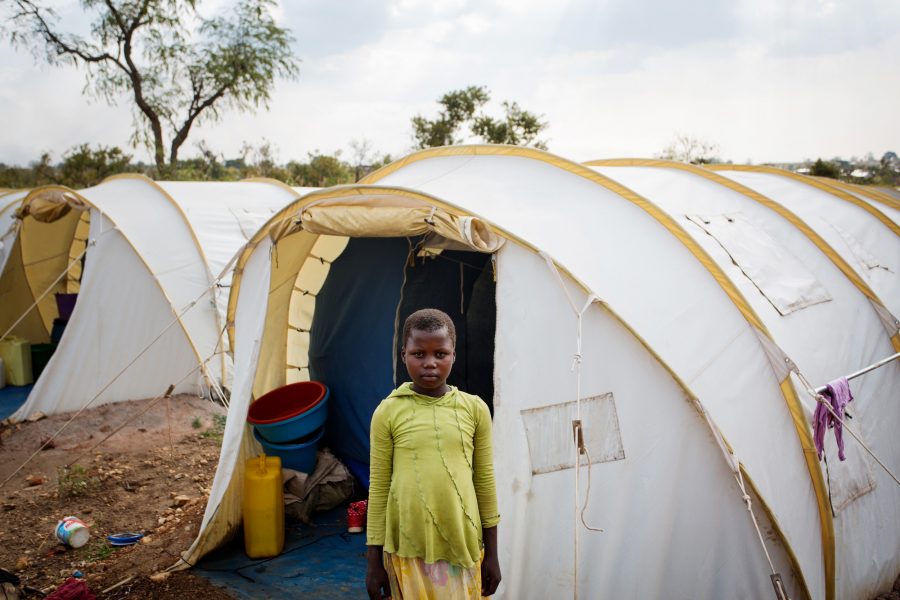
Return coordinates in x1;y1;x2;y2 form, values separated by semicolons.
304;237;496;471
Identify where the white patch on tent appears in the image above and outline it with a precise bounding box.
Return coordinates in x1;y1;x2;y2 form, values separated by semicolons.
828;222;893;275
520;393;625;476
822;417;878;514
686;212;832;315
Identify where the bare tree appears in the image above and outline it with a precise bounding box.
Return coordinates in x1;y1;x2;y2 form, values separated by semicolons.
658;134;721;164
349;138;375;182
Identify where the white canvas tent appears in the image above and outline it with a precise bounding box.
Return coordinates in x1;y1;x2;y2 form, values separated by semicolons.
0;176;313;420
0;190;27;281
188;146;899;599
812;178;900;228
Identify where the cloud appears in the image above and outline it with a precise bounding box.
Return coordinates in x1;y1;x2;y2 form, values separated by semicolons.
735;0;900;56
555;0;739;52
0;0;898;166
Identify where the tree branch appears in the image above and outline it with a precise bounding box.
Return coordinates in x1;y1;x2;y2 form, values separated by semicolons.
14;0;119;65
111;1;164;171
169;83;228;165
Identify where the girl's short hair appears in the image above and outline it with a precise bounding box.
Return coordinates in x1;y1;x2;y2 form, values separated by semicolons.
402;308;457;347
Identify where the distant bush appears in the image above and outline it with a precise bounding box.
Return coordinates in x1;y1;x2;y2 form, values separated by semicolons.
0;141;367;188
810;158;842;179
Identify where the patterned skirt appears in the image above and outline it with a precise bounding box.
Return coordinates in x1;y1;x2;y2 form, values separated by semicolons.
383;551;488;599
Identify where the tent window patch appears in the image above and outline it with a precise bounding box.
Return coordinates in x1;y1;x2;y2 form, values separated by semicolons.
686;212;832;316
520;393;624;476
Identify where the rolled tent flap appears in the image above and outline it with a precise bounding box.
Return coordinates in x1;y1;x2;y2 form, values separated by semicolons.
296;205;505;253
16;188;88;223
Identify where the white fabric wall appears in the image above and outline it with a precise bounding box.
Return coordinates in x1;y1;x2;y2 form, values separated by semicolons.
0;192;25;277
839;188;900;227
158;182;311;282
590;166;893;382
714;170;900;318
12;211;202;418
157;181;308;386
592;165;900;598
374;154;826;598
83;178;223;382
190;237;272;554
493;242;800;599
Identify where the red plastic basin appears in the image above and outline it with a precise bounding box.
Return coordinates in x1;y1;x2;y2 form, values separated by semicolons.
247;381;329;443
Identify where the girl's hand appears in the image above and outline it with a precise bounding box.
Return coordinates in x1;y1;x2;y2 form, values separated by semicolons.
481;553;501;596
366;564;391;599
366;546;391;599
481;526;501;596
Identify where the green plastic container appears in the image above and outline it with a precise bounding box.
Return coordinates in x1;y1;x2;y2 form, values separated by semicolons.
0;337;33;386
31;343;57;380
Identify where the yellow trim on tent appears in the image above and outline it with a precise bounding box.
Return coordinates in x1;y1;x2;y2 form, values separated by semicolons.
241;176;299;194
102;173;233;381
364;146;774;331
782;377;835;599
813;177;900;211
18;185;209;374
740;464;812;600
364;145;832;599
586;159;896;335
221;173;815;596
0;229;50;342
706;165;900;237
15;188;86;332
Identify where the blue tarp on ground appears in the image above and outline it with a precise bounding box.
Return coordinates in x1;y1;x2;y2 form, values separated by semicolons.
195;507;368;599
0;384;31;420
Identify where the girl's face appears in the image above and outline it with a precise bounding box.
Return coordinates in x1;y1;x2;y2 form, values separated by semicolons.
401;326;456;397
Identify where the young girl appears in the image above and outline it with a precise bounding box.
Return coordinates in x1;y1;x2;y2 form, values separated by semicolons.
366;308;501;599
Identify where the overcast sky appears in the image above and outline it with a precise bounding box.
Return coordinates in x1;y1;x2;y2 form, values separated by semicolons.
2;0;898;166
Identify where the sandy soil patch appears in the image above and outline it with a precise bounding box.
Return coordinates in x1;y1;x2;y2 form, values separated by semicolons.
0;394;233;598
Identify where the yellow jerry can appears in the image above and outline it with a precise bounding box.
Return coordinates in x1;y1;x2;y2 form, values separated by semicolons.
243;453;285;558
0;337;33;386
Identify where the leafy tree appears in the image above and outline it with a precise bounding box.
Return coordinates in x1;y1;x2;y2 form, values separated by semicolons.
412;86;547;150
59;144;133;187
472;101;547;149
31;152;57;185
809;158;841;179
7;0;299;175
658;134;721;164
874;151;899;186
287;151;353;187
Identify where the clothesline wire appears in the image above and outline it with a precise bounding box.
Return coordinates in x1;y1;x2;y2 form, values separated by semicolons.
0;238;97;342
795;371;900;487
0;246;246;491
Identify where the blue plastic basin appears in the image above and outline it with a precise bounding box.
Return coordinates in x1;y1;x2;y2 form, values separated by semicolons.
252;425;324;473
248;382;329;443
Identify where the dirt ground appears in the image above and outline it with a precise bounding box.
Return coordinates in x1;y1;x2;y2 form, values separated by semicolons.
0;394;233;598
1;395;898;599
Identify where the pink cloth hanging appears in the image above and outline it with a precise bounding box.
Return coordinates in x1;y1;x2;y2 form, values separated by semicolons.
812;377;853;461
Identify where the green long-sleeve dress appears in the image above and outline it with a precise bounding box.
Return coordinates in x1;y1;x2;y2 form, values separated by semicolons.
366;383;500;569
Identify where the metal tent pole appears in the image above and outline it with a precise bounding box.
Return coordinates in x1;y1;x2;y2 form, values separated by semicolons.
814;352;900;394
